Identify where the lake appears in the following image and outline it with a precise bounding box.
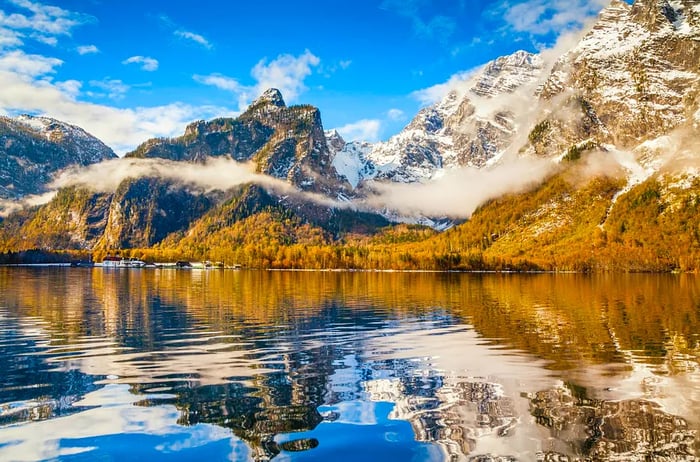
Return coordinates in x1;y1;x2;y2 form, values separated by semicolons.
0;268;698;461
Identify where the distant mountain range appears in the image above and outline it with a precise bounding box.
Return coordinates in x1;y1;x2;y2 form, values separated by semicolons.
1;0;700;271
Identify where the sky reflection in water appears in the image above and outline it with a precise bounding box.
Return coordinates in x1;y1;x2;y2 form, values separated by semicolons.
0;269;698;461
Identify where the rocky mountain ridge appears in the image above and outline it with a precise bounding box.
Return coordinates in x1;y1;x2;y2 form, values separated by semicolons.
0;115;115;201
330;50;547;187
127;88;349;197
532;0;700;156
2;0;700;271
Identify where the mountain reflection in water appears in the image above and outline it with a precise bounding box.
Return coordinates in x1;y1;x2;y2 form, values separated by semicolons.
0;269;698;461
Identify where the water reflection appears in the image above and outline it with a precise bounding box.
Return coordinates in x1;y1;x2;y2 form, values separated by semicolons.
0;269;699;461
528;384;696;461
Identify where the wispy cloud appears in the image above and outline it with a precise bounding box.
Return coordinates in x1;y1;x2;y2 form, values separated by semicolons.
52;157;263;194
88;78;130;100
42;157;342;213
30;33;56;46
335;119;382;142
122;55;159;72
386;108;405;121
365;158;554;218
158;14;213;50
76;44;98;55
0;26;22;49
319;59;353;77
0;49;61;77
380;0;457;44
0;49;235;154
0;0;95;39
174;29;212;49
193;73;243;93
194;50;320;110
494;0;607;36
411;68;478;106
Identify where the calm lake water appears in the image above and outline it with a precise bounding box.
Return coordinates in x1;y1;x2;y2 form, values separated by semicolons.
0;269;699;461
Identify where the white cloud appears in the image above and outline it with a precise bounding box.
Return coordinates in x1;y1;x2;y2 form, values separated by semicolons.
365;158;554;218
498;0;608;36
251;50;320;102
0;27;22;49
411;68;478;106
52;157;262;194
158;15;212;50
30;32;56;46
175;30;212;49
88;79;130;100
335;119;382;142
387;108;405;121
55;79;81;97
0;50;235;155
0;0;94;38
46;156;344;213
0;49;62;77
194;50;321;110
193;73;243;93
76;44;98;55
122;55;158;72
339;60;352;70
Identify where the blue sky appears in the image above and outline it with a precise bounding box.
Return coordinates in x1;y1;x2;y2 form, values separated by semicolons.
0;0;609;154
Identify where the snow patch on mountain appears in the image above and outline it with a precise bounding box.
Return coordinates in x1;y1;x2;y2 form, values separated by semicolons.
665;168;700;191
329;50;547;189
16;115;48;133
576;1;647;59
0;114;116;201
667;1;695;35
13;114;116;165
326;130;374;189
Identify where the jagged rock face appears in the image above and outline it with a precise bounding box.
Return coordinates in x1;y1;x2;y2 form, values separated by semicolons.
327;130;375;190
11;186;112;250
1;179;214;250
0;115;116;200
128;89;349;197
533;0;700;156
98;178;213;249
327;0;700;189
329;51;546;187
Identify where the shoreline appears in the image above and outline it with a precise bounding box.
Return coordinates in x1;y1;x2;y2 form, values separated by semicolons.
0;264;690;275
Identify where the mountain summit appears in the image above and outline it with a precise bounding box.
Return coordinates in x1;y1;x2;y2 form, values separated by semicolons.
329;50;546;187
532;0;700;156
251;88;286;108
128;89;348;196
0;115;116;201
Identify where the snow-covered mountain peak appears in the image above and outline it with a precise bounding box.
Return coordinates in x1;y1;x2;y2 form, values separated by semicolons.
16;114;87;141
325;129;345;153
535;0;700;157
0;114;116;200
332;49;547;187
470;50;544;98
10;114;115;164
